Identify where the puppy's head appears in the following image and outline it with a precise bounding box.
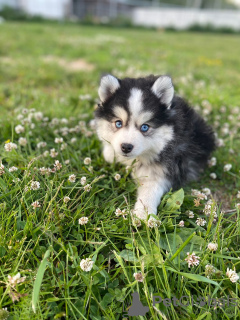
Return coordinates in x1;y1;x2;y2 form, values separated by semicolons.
95;74;174;160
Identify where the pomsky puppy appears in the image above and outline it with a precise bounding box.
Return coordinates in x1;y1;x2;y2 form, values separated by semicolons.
95;74;215;220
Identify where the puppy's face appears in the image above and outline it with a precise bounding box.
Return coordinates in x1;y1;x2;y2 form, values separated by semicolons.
95;75;175;160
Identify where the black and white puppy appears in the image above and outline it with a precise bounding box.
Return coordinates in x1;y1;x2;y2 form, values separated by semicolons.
95;74;215;220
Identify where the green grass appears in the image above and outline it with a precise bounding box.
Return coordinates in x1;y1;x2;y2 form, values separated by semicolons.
0;21;240;320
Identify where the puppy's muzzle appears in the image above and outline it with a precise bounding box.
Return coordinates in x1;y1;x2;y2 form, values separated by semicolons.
121;143;133;154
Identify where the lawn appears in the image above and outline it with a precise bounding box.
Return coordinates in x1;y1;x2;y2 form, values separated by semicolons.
0;21;240;320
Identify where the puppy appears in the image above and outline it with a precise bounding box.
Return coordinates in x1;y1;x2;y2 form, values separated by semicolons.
95;74;215;220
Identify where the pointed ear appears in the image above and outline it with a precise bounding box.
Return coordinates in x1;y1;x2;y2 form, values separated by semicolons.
98;75;120;102
151;76;174;108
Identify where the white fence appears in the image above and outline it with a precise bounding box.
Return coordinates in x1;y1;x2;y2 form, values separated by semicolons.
132;8;240;30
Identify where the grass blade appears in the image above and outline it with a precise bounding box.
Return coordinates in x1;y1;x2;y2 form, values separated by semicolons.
32;248;51;313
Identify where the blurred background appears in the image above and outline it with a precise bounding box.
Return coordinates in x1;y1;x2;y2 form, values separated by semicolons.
0;0;240;30
0;0;240;120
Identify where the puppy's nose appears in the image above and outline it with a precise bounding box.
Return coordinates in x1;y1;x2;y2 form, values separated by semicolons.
121;143;133;154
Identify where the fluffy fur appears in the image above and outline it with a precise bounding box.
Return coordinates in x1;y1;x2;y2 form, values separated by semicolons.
95;74;215;220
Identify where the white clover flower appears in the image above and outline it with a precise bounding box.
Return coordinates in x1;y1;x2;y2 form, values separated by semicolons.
216;138;225;147
18;137;27;146
60;143;67;151
232;106;240;114
74;125;81;132
39;167;51;176
30;123;35;129
202;188;211;196
84;184;92;192
115;208;128;219
65;159;70;164
50;148;58;158
17;114;24;120
132;217;141;227
224;164;232;172
208;157;217;167
205;264;216;278
148;217;162;228
0;307;9;319
203;199;217;217
60;127;69;136
179;220;185;227
9;166;18;172
226;268;239;283
202;99;212;110
7;273;26;287
43;150;49;157
51;118;59;126
15;124;25;134
61;118;68;124
39;167;45;175
55;137;63;144
0;163;5;176
186;210;194;218
37;141;47;148
4;142;18;152
191;189;207;200
221;127;229;135
84;157;91;165
236;203;240;210
68;174;76;183
207;242;218;251
115;208;123;216
63;196;70;203
24;186;30;192
31;201;41;208
114;173;121;181
196;217;207;226
54;160;62;171
80;258;94;272
81;176;86;185
78;217;89;225
22;108;28;114
210;173;217;179
34;111;43;121
30;181;40;190
220;106;226;113
80;94;92;100
133;272;144;282
185;252;200;268
85;131;93;137
88;166;93;173
70;137;77;144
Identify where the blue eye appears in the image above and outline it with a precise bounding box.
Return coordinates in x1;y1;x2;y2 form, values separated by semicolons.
115;120;122;128
140;124;149;132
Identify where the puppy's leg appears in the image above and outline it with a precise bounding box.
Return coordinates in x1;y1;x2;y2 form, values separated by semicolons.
133;178;170;220
102;143;115;163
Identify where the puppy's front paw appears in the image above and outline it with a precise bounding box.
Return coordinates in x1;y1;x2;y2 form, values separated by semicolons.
132;202;157;220
132;207;147;220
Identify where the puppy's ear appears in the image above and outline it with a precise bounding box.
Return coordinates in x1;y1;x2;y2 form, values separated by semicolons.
151;76;174;108
98;75;120;102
